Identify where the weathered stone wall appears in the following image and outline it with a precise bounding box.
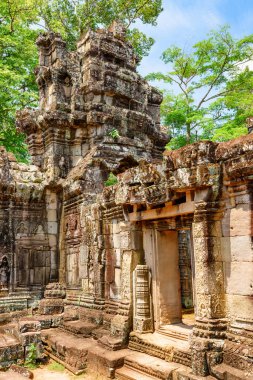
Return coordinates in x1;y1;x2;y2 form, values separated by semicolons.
0;147;55;298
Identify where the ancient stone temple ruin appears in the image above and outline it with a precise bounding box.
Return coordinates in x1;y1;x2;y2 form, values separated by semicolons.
0;23;252;379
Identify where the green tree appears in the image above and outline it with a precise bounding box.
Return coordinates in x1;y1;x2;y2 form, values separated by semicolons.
147;26;253;149
0;0;162;160
0;0;40;161
37;0;162;56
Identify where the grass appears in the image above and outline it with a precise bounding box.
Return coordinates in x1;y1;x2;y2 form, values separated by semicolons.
47;360;65;372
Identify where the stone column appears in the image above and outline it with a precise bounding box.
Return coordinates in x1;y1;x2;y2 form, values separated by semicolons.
221;181;253;374
46;190;59;282
191;197;227;376
133;265;153;333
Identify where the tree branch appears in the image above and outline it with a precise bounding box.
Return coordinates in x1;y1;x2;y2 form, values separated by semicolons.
126;0;151;28
196;50;231;110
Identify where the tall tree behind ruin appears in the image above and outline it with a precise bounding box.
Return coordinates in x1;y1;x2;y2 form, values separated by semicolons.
0;0;163;160
0;0;39;160
147;26;253;149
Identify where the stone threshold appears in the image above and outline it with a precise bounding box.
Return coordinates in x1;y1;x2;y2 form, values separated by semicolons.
158;323;193;342
128;331;191;368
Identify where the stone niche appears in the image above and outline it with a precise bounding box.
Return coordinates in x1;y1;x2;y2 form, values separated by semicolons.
0;23;252;380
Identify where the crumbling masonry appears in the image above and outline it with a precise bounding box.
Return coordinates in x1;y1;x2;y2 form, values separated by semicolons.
0;23;252;380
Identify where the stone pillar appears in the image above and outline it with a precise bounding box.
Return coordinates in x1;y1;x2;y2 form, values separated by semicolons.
133;265;153;333
221;181;253;374
178;230;194;309
39;282;66;315
46;190;59;282
191;198;227;376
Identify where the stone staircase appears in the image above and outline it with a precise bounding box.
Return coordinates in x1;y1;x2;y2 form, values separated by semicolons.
36;300;130;375
41;327;131;376
114;327;195;380
115;352;192;380
42;328;95;374
0;314;49;368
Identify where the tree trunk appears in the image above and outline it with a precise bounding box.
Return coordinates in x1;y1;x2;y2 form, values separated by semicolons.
186;123;191;144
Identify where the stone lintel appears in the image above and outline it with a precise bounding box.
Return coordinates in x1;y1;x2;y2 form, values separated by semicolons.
129;201;195;222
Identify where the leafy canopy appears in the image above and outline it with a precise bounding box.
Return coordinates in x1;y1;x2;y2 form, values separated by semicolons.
37;0;162;55
147;26;253;149
0;0;39;161
0;0;162;160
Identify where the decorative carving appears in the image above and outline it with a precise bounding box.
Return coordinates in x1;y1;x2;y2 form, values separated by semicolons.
133;265;153;333
0;256;10;289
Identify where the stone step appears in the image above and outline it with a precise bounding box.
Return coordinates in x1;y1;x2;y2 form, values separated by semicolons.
158;324;191;342
212;363;253;380
20;314;63;329
116;366;159;380
0;333;23;368
129;331;191;367
0;331;20;346
87;344;131;378
122;352;188;380
98;334;125;351
19;331;41;346
61;320;98;337
92;327;109;340
42;328;95;374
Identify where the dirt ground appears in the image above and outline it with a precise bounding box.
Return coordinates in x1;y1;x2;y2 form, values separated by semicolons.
32;361;108;380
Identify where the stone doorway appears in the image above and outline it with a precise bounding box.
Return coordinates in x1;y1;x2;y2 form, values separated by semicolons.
178;230;195;327
152;228;195;334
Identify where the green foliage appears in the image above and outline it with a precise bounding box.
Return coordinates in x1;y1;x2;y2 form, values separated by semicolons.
0;124;29;162
108;128;120;139
104;172;118;187
127;28;154;60
24;343;39;369
0;0;162;160
147;26;253;149
37;0;162;56
0;0;40;161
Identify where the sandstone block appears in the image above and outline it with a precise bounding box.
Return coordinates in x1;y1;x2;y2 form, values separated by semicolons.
226;294;253;323
224;262;253;296
230;206;251;236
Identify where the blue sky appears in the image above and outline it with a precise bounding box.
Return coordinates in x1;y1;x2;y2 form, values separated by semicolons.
137;0;253;82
